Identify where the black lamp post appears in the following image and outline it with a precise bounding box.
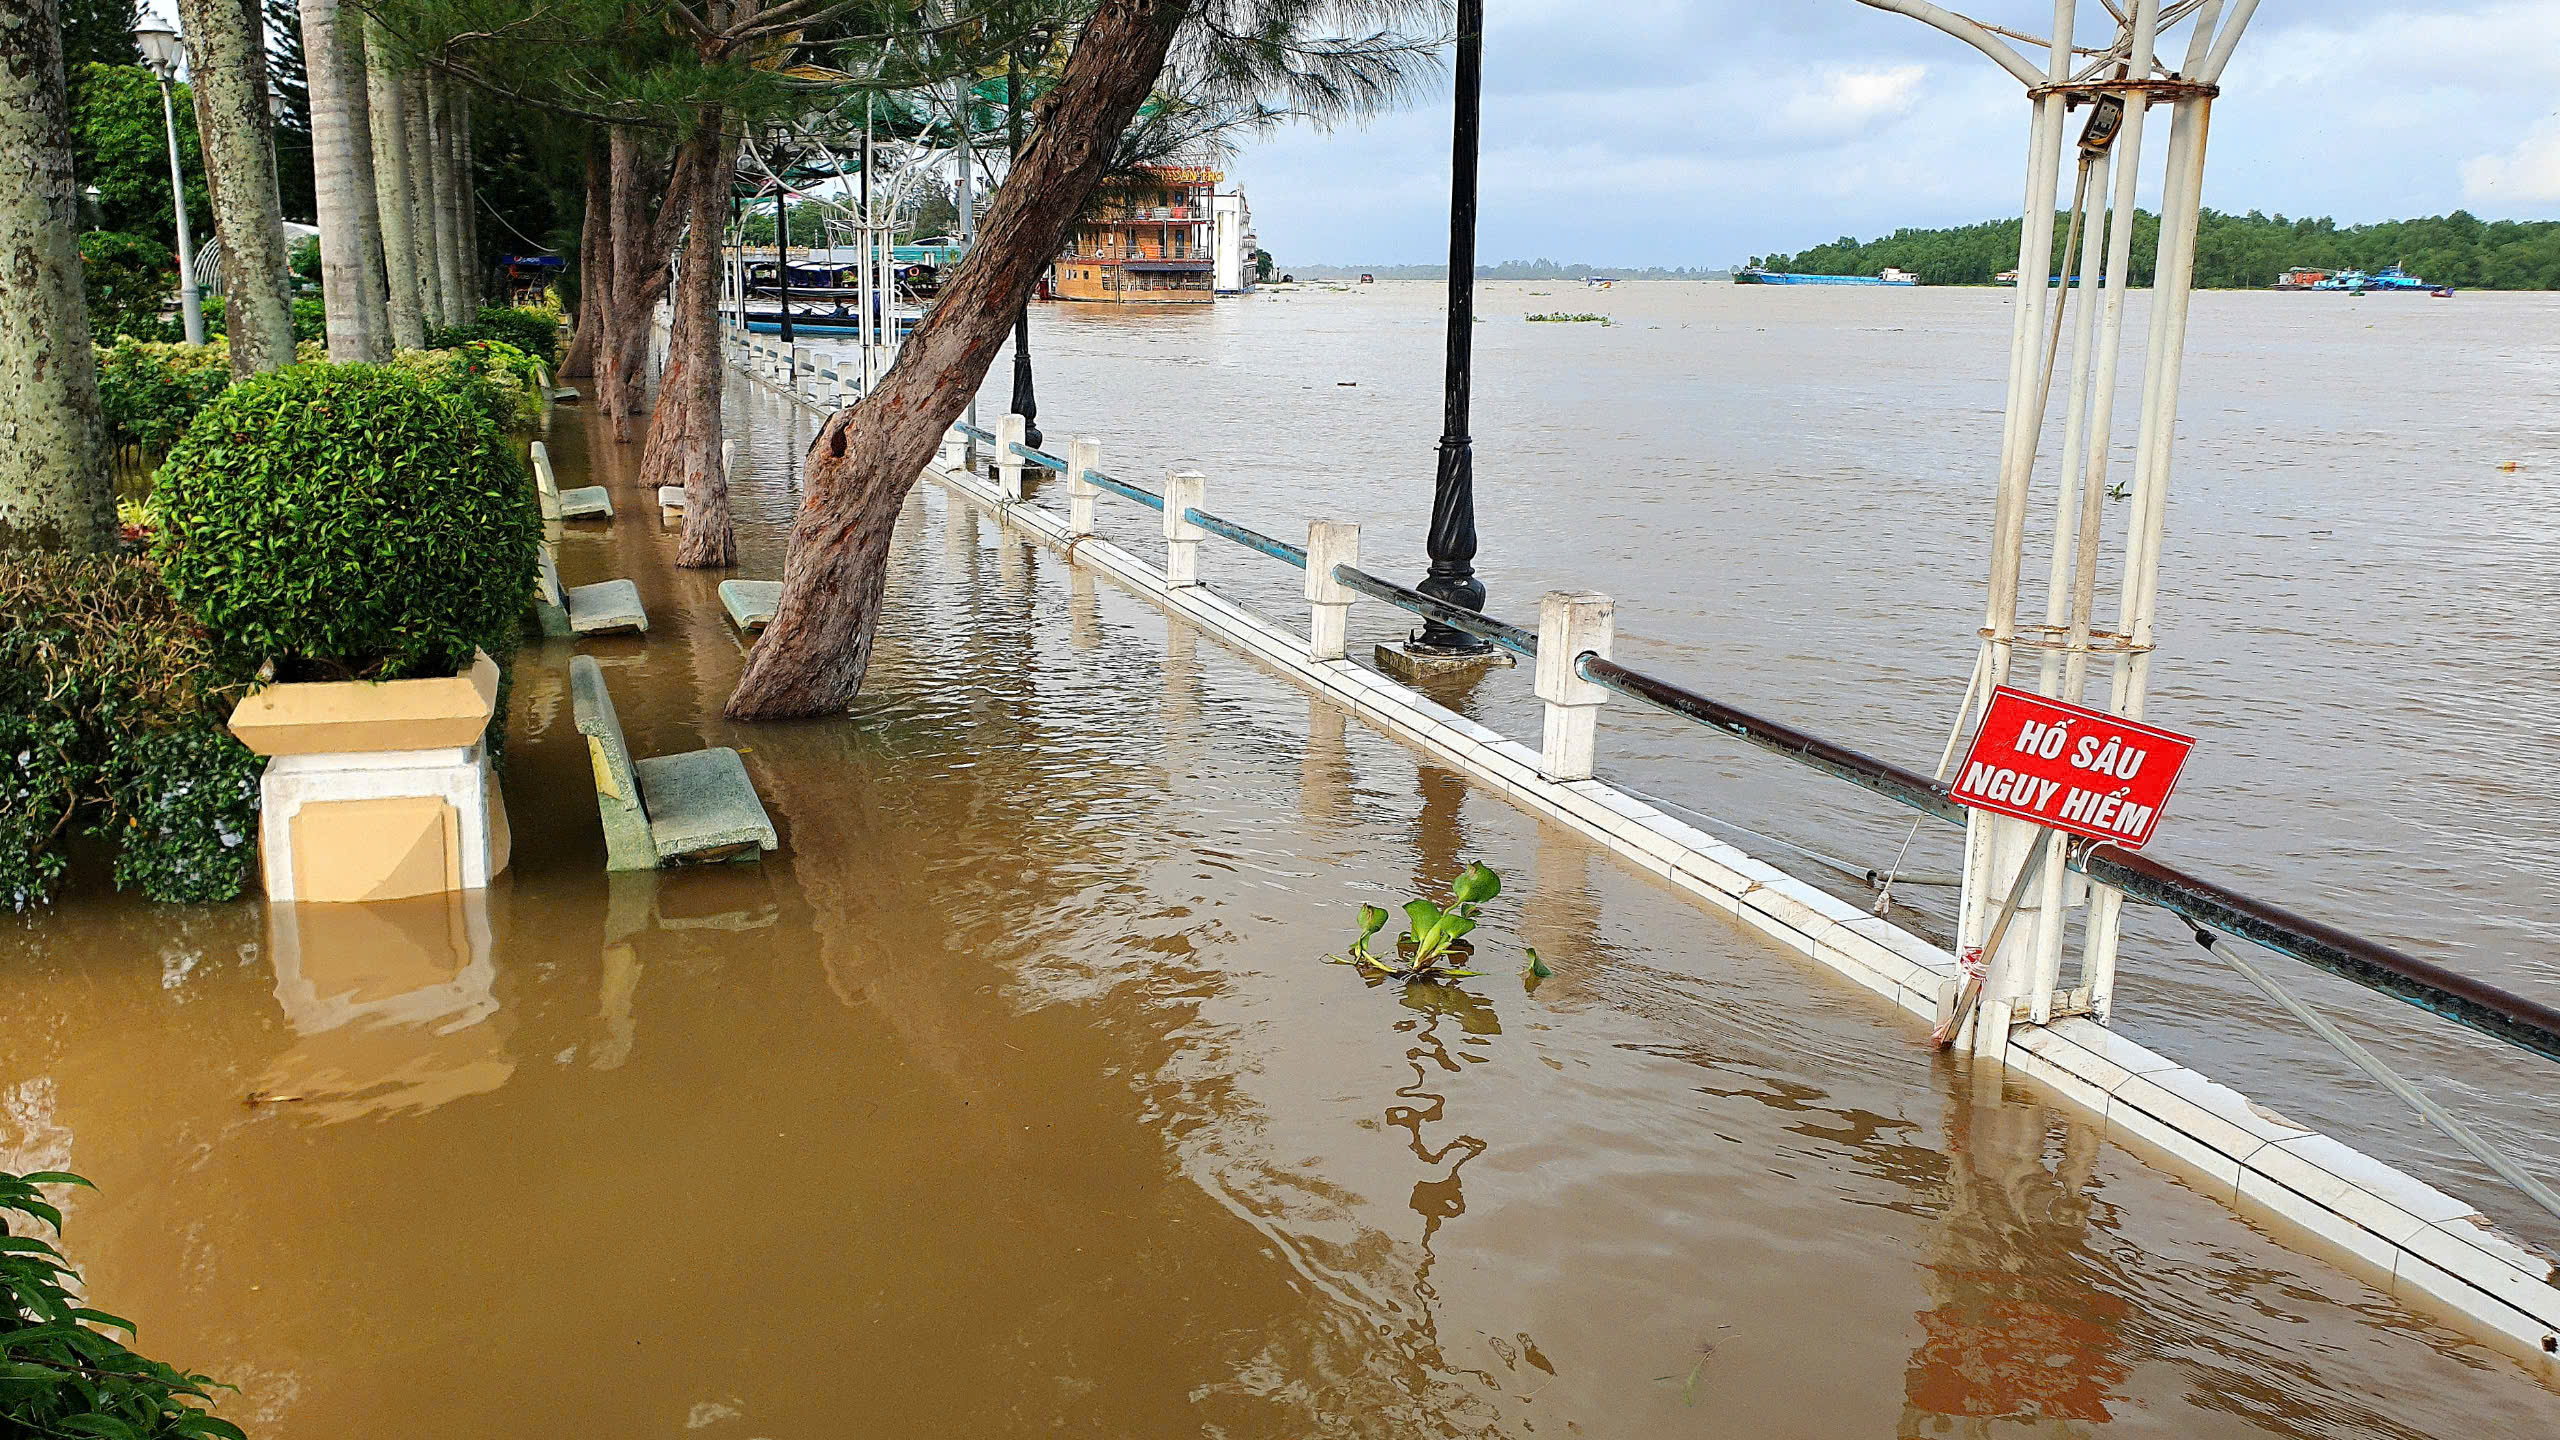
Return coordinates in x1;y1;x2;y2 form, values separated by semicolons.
773;180;795;344
1007;50;1041;448
1413;0;1488;655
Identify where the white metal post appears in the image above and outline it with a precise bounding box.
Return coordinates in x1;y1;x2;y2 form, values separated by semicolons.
1304;522;1359;660
996;413;1027;499
1162;468;1206;587
1066;436;1100;537
1534;592;1614;782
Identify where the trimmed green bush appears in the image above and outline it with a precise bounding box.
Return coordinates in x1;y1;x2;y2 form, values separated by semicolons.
395;338;542;432
0;554;260;910
152;364;540;682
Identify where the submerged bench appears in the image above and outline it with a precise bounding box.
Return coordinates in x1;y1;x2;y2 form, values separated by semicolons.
570;655;777;870
719;580;783;634
658;485;686;524
531;441;613;521
534;547;647;638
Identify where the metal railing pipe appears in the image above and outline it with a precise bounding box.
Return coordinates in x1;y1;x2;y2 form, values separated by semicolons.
1185;510;1307;568
1576;654;1969;826
1331;565;1539;657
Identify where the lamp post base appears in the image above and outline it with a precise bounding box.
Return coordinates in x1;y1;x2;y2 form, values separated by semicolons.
1374;639;1515;684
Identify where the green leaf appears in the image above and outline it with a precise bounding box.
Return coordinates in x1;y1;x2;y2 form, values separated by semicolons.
1524;948;1553;980
1355;904;1388;941
15;1173;92;1189
1451;861;1501;905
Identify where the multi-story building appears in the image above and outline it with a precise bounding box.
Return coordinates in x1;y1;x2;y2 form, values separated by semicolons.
1212;190;1257;294
1050;165;1219;304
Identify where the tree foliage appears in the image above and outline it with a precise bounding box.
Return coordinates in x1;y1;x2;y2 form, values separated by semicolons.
78;230;178;341
70;63;214;251
1752;209;2560;290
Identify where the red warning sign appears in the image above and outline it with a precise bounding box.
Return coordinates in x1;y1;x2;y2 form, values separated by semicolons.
1949;686;2196;849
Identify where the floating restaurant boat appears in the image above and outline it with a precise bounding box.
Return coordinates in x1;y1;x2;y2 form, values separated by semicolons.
1735;267;1919;286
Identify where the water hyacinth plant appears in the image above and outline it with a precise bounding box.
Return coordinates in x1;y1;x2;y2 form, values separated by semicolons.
1330;862;1503;982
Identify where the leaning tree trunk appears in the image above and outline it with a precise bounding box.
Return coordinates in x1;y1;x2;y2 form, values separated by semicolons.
671;117;735;568
296;0;386;361
559;139;609;379
176;0;296;375
403;68;445;325
727;0;1189;717
363;15;425;349
0;0;112;554
599;125;685;442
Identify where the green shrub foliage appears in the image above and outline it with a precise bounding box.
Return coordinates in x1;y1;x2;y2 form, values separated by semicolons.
1;1170;247;1439
95;342;234;455
477;305;563;365
0;555;260;911
78;230;177;341
153;364;539;681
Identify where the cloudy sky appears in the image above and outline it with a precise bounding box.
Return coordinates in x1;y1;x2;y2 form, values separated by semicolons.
1227;1;2560;268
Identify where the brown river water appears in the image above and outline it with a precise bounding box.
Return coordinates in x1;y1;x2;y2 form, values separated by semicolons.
0;288;2554;1436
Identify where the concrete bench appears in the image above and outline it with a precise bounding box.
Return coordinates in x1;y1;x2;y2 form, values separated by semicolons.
531;440;613;521
534;547;647;637
570;655;777;870
719;580;783;634
657;485;685;524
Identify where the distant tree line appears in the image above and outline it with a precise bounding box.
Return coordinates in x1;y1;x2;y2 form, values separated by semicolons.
1292;259;1730;281
1751;210;2560;289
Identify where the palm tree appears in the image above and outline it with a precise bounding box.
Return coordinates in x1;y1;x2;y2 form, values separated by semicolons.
296;0;389;359
0;0;113;554
175;0;297;373
364;14;428;348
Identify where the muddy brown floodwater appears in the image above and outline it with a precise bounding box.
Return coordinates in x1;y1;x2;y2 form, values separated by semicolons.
1;377;2554;1437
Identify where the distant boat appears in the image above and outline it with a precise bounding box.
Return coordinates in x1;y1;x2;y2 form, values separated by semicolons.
1995;270;2085;287
1735;267;1918;286
2280;263;2444;295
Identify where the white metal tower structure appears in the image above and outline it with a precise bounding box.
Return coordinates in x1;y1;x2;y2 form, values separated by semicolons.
1855;1;2262;1059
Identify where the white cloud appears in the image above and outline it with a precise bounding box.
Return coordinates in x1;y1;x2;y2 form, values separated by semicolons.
2461;116;2560;205
1776;65;1928;143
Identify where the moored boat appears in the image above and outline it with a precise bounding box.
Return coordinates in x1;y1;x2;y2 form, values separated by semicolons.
1735;267;1919;286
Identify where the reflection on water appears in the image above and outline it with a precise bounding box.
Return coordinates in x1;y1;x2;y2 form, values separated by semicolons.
257;895;510;1123
0;393;2551;1437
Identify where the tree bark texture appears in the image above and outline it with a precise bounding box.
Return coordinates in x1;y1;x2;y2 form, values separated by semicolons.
330;5;391;350
176;0;295;375
726;0;1190;718
402;68;444;325
0;0;112;554
296;0;386;360
362;15;424;349
671;117;735;569
560;139;609;379
425;74;468;326
598;126;694;443
453;87;479;307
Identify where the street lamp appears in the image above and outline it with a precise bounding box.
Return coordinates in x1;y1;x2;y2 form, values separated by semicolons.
134;23;205;346
1402;0;1490;666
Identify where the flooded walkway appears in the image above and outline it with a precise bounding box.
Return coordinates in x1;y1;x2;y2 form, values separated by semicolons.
2;391;2553;1436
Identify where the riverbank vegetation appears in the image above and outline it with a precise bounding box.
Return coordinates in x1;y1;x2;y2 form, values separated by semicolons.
1751;210;2560;290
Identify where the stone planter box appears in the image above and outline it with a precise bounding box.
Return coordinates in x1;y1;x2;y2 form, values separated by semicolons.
229;651;512;903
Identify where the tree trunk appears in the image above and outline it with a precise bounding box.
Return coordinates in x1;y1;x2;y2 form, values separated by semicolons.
403;68;444;325
727;0;1188;718
362;15;424;349
672;117;734;569
560;137;609;379
331;7;391;350
453;87;479;310
425;74;468;326
296;0;386;361
177;0;295;375
600;125;685;442
0;0;112;555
